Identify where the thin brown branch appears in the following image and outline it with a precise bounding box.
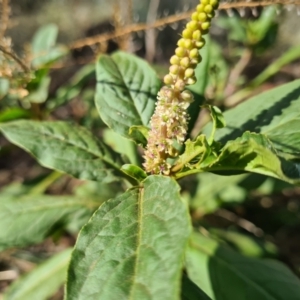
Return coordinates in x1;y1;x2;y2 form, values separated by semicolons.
0;45;30;73
69;1;300;50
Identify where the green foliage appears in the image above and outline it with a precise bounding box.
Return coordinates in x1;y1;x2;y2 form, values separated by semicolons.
0;121;126;182
66;176;191;300
1;4;300;300
95;51;161;141
3;249;72;300
186;232;300;300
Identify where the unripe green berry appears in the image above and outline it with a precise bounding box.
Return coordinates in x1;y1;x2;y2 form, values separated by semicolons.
177;38;185;47
169;65;179;75
197;4;204;12
182;28;193;39
201;0;209;5
185;68;195;78
201;21;210;30
164;74;173;85
198;12;207;22
175;47;186;57
189;48;198;58
204;4;213;13
170;55;180;65
187;20;199;31
186;76;197;85
174;79;185;91
192;30;202;41
180;57;190;68
191;12;199;21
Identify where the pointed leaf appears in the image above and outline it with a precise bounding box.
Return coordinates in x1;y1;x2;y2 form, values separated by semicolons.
0;120;125;182
207;132;300;184
0;194;97;250
3;248;72;300
185;232;300;300
66;175;191;300
95;51;161;140
204;79;300;158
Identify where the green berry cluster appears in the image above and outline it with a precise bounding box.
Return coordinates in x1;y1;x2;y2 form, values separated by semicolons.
164;0;219;90
144;0;219;175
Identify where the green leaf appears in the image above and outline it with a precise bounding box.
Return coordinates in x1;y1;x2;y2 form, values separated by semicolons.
31;24;67;68
66;175;191;300
129;125;150;147
208;132;300;184
3;248;72;300
0;120;125;182
95;51;161;140
181;273;212;300
0;108;31;122
190;173;248;213
0;194;97;250
24;75;51;104
172;135;212;175
185;232;300;300
204;79;300;158
121;164;147;182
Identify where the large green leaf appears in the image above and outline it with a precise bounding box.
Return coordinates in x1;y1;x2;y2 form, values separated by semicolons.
0;193;99;251
185;232;300;300
66;175;191;300
178;132;300;184
0;120;125;182
3;248;71;300
207;132;300;184
203;79;300;157
95;51;161;140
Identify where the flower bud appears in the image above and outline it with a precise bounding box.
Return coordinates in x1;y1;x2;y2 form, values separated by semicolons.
204;4;213;13
184;39;193;49
182;28;193;39
180;57;190;68
192;30;202;41
187;20;199;31
177;38;185;47
191;12;199;20
181;90;194;102
174;79;185;91
196;4;204;12
170;55;180;65
195;39;206;48
198;12;207;22
164;74;173;85
189;48;199;59
186;76;197;85
201;22;210;30
185;68;195;78
175;47;186;57
169;65;179;75
210;0;219;8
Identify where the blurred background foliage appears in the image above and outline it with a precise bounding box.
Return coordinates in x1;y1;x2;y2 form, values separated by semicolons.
1;0;300;298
